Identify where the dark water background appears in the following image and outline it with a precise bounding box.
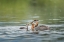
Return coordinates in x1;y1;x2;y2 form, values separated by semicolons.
0;0;64;42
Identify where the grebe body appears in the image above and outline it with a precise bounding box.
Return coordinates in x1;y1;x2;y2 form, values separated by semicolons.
35;25;49;31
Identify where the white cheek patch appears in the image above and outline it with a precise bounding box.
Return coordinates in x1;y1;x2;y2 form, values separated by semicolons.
32;22;36;25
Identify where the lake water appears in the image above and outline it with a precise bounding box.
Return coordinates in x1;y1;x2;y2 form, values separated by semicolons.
0;0;64;42
0;21;64;42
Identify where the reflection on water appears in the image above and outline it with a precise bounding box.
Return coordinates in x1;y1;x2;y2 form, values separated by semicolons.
0;0;64;24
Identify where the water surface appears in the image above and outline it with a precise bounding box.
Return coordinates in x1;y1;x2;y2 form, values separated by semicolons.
0;0;64;42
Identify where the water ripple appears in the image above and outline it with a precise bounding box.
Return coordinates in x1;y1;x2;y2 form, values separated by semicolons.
0;25;64;42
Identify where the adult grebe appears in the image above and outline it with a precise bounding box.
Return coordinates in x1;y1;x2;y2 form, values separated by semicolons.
31;20;49;31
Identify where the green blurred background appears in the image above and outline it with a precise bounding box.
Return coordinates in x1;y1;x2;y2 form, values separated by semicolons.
0;0;64;25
